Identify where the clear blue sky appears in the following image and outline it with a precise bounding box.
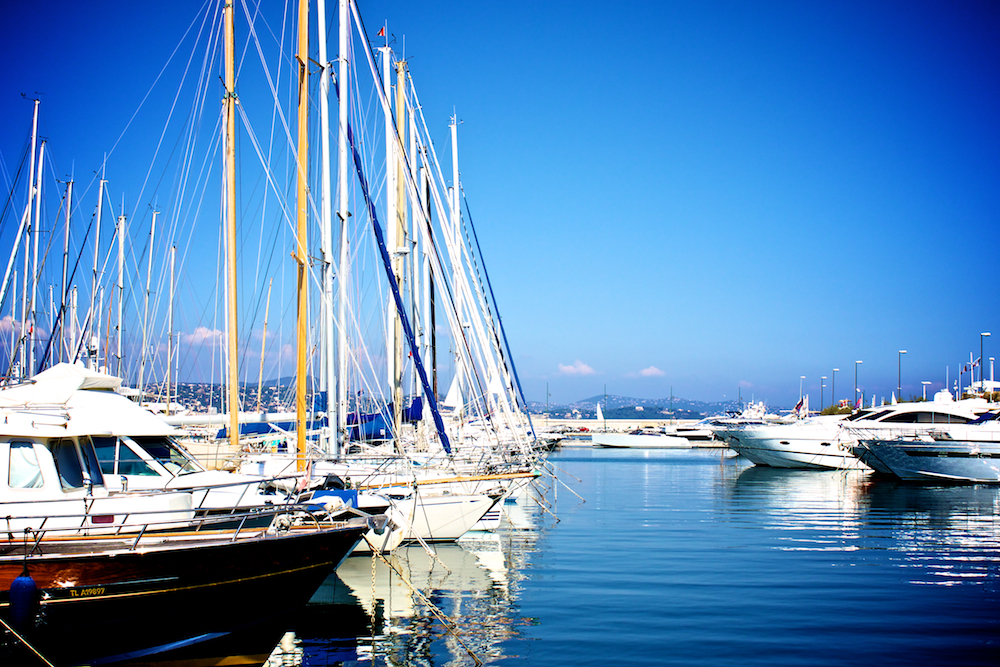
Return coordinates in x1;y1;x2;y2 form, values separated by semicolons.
1;1;998;409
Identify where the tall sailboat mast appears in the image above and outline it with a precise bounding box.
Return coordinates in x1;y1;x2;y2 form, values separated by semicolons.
116;211;125;377
90;170;105;370
336;0;350;454
28;141;45;375
20;100;39;378
392;59;407;444
295;0;310;471
60;179;73;363
317;0;335;456
139;211;157;397
167;245;175;415
223;0;240;452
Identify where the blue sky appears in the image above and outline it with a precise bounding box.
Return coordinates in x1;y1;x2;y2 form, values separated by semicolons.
1;1;998;409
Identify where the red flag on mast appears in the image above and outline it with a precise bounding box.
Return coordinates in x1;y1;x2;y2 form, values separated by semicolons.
377;26;385;37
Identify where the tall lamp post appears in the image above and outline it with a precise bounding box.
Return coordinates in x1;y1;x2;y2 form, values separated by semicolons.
799;375;805;399
854;360;863;408
981;332;991;389
898;350;907;402
921;380;931;401
832;368;839;407
821;376;827;411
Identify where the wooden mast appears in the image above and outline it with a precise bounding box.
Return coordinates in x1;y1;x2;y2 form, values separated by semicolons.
224;0;240;453
392;60;407;444
295;0;309;472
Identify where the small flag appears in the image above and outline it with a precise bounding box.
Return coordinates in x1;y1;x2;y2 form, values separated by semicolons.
377;26;385;37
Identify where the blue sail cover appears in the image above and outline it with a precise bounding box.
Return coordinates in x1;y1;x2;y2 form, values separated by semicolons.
347;397;424;441
215;418;327;440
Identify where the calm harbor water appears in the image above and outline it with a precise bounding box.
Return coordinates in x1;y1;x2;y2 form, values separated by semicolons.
165;446;1000;666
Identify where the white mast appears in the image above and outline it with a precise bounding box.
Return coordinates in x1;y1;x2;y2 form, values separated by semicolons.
167;245;175;414
139;211;157;398
9;271;15;373
91;170;105;365
68;286;77;364
335;0;351;453
449;116;464;413
28;140;46;375
20;100;39;378
317;0;335;455
60;179;73;362
380;44;397;427
116;212;125;378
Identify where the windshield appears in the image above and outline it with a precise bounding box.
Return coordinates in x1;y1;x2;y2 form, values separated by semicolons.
127;436;203;475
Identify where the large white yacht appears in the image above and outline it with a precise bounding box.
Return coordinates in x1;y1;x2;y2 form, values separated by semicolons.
717;392;988;470
851;410;1000;482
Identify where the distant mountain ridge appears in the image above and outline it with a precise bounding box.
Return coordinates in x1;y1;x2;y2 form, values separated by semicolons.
527;394;741;419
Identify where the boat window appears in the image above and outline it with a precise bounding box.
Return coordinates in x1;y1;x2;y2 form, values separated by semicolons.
78;437;106;487
920;412;968;424
8;441;43;489
116;443;159;476
879;412;969;424
862;410;893;422
127;436;202;475
846;409;876;422
51;439;85;490
92;436;118;475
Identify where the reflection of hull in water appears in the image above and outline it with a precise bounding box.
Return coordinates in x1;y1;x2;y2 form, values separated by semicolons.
332;541;508;620
729;465;868;516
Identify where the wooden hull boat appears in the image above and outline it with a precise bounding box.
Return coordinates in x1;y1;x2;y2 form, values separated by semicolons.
0;512;371;665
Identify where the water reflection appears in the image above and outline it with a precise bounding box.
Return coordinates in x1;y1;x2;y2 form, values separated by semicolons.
721;463;1000;587
263;495;545;666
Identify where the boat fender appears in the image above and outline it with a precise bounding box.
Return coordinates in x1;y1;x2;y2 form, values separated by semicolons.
9;564;39;631
367;514;389;535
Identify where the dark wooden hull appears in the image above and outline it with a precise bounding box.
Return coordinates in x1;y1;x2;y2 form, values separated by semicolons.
0;521;367;665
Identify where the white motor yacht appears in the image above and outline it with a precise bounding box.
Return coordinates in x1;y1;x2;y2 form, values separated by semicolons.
851;410;1000;482
718;392;987;470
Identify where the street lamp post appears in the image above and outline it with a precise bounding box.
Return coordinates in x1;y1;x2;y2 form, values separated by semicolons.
832;368;839;407
799;375;805;399
921;380;931;401
898;350;907;402
854;360;863;409
821;376;827;411
981;332;991;389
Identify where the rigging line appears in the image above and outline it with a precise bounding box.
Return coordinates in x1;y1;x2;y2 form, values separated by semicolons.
348;25;485;421
342;104;451;454
0;132;31;235
101;0;216;174
128;1;219;225
403;90;489;407
36;195;100;370
241;0;290;295
233;103;333;310
460;192;532;426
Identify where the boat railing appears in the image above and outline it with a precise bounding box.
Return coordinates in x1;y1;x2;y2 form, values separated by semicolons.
2;502;378;555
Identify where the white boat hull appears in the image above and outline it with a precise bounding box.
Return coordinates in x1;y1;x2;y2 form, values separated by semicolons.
856;437;1000;483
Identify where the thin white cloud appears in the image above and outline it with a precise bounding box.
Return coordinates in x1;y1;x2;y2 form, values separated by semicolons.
558;360;595;375
179;326;224;346
639;366;665;377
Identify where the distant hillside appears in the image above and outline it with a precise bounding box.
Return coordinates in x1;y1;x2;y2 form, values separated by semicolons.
527;394;741;420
